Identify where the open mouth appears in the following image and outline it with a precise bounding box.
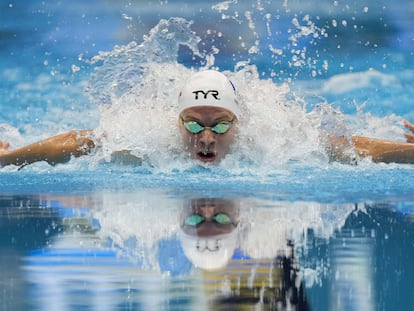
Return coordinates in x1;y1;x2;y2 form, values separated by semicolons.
197;151;217;162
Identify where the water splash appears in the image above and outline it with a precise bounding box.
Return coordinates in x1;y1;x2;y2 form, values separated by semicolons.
86;18;202;106
82;17;395;174
209;1;330;79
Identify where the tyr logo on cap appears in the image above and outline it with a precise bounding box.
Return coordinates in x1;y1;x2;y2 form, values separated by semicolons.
192;90;220;100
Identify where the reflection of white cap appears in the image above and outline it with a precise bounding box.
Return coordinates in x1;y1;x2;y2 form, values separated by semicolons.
178;70;240;119
180;231;238;271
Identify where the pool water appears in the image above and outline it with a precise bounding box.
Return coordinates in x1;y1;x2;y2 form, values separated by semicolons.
1;192;413;310
1;1;414;310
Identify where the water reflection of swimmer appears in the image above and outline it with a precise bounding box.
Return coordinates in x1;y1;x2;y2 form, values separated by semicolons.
179;197;310;310
1;70;414;168
179;197;240;271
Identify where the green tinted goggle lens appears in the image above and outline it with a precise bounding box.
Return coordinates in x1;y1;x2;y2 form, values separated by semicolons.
183;121;232;134
184;213;233;227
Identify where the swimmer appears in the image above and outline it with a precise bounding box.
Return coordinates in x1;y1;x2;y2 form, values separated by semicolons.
1;70;414;168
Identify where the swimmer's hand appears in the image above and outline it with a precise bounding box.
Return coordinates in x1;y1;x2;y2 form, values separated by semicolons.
403;120;414;143
0;130;96;168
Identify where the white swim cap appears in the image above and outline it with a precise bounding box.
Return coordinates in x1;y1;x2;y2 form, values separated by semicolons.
178;70;240;119
180;232;237;271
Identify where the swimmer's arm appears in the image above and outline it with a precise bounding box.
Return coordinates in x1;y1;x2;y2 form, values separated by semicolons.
351;136;414;164
327;135;414;164
327;119;414;164
350;120;414;164
0;130;96;167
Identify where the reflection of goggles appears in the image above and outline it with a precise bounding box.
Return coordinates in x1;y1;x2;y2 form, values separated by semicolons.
183;213;234;227
181;117;235;134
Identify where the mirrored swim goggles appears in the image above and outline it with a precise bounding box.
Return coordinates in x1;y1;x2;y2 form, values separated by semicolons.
183;213;235;227
180;117;236;134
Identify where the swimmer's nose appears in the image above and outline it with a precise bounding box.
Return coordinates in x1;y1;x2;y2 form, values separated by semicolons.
199;206;216;220
199;129;216;148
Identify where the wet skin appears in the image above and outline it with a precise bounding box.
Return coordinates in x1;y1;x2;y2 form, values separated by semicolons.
178;106;237;163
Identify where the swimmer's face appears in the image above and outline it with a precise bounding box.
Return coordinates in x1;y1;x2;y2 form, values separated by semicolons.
178;106;237;163
180;198;239;237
